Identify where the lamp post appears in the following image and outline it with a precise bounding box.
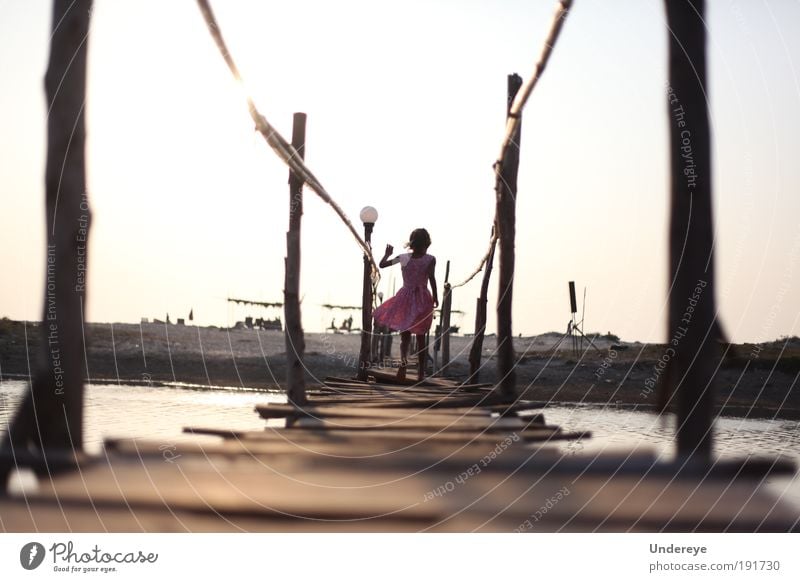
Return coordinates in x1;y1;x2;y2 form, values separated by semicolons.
358;206;378;380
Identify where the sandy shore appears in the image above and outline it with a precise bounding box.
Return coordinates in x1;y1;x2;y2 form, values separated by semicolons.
1;319;798;419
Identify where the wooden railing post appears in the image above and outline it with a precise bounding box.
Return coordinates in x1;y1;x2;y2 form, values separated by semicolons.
496;73;524;401
3;0;93;461
663;0;718;459
441;260;452;373
284;112;307;408
468;229;496;383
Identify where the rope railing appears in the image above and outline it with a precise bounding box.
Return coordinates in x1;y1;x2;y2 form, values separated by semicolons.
451;227;497;289
451;0;573;290
501;0;572;163
195;0;380;281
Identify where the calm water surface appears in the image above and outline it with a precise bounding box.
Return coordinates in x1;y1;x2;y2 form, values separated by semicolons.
1;380;798;507
0;381;279;452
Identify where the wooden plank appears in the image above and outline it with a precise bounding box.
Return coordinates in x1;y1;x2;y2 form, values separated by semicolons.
317;383;492;399
289;415;548;432
322;378;494;390
154;441;787;483
278;427;587;443
316;384;500;396
6;471;794;533
17;450;798;533
29;455;444;521
105;436;562;464
432;472;799;533
255;403;493;420
317;386;457;397
313;391;484;403
367;370;461;387
290;397;401;406
311;396;548;413
301;398;546;417
316;401;545;415
0;497;444;532
183;426;573;445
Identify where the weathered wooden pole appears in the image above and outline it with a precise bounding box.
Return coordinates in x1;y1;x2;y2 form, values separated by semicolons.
496;73;524;400
374;292;388;363
663;0;718;459
3;0;93;461
440;260;452;372
467;230;496;383
357;206;378;380
284;112;307;407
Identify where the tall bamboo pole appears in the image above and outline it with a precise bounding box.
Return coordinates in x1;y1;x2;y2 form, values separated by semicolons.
496;73;524;401
4;0;93;459
285;113;307;408
468;66;523;383
663;0;718;459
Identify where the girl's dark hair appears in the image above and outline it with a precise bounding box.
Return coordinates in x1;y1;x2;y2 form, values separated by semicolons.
407;228;431;252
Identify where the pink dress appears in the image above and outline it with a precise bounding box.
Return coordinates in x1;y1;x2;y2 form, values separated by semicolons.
374;253;435;334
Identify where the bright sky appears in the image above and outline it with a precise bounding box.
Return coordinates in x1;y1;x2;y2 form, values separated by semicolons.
1;0;799;343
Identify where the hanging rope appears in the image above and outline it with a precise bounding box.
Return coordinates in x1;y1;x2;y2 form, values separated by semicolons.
195;0;380;281
451;0;573;289
452;228;497;289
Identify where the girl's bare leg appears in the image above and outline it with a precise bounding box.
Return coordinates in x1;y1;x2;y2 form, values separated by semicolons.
398;331;410;380
416;333;427;380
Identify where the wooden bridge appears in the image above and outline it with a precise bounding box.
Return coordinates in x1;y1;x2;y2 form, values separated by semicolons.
2;0;799;534
3;371;797;532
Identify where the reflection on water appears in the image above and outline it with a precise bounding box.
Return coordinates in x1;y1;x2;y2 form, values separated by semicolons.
0;380;281;453
1;380;799;508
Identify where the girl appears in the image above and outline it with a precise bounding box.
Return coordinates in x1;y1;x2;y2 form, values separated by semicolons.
373;228;438;380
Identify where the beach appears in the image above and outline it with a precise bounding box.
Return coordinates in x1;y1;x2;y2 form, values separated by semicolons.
1;319;797;419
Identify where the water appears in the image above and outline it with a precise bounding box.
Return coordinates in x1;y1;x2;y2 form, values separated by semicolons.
1;380;799;507
0;380;280;453
543;406;800;507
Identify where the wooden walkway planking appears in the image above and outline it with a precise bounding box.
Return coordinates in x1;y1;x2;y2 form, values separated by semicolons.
2;374;798;532
3;441;797;532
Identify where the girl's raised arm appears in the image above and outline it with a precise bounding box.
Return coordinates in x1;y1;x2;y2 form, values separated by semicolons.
379;244;400;268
